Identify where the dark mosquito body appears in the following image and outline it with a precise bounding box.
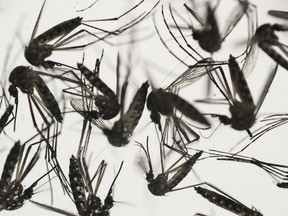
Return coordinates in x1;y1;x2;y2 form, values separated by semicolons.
25;0;160;69
31;156;123;216
194;183;263;216
8;66;63;128
247;23;288;71
0;138;45;211
159;0;256;62
268;10;288;20
137;139;203;196
103;81;149;147
207;55;277;135
147;88;210;130
146;59;221;142
77;63;120;120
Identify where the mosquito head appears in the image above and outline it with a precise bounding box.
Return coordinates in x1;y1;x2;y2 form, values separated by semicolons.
146;172;154;182
8;85;18;99
104;194;114;210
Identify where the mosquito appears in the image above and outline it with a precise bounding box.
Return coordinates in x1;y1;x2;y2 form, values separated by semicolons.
25;0;160;69
8;65;63;132
103;80;149;147
243;23;288;72
0;135;47;211
137;137;203;196
31;157;124;216
206;55;277;136
146;60;212;140
77;58;120;120
268;10;288;20
159;0;257;63
193;182;263;216
208;149;288;188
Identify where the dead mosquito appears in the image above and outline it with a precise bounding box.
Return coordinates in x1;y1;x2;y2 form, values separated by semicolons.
30;156;124;216
77;55;121;120
0;134;51;211
193;182;263;216
136;137;203;196
158;0;257;63
25;0;160;69
8;66;63;132
146;60;212;141
205;55;277;136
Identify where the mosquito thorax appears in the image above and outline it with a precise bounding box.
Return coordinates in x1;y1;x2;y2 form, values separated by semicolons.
230;102;255;130
146;89;163;111
148;174;168;196
255;24;278;44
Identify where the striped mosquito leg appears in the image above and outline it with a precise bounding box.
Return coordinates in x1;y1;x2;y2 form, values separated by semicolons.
69;155;87;215
0;142;21;192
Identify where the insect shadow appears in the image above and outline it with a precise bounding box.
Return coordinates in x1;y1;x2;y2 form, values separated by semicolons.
25;0;160;69
136;136;203;196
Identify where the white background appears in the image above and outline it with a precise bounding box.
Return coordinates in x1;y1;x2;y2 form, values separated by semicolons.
1;0;288;215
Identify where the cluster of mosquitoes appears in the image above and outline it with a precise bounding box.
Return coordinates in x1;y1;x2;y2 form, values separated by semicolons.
1;0;288;215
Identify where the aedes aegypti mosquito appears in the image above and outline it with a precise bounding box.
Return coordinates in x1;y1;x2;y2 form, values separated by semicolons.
146;59;212;141
136;137;203;196
30;156;124;216
8;66;63;132
205;55;277;136
159;0;256;61
0;133;54;211
25;0;160;69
